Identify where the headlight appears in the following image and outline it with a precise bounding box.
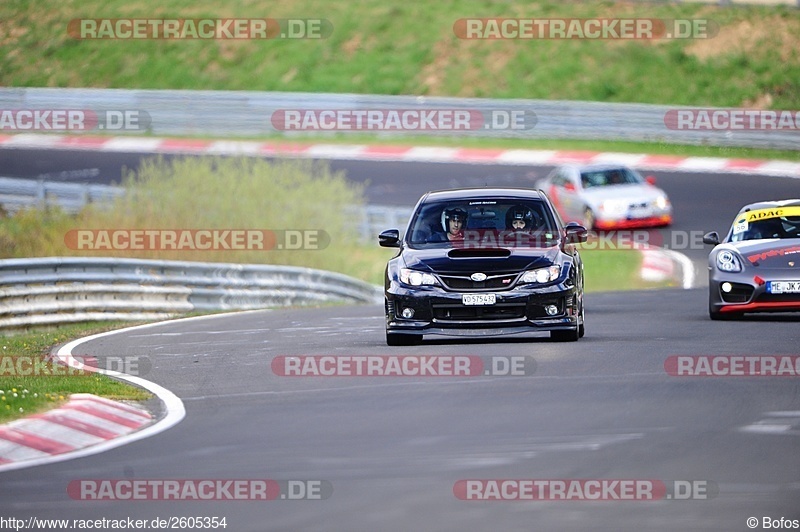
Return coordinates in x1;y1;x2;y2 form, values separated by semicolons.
520;265;561;284
599;199;628;215
716;250;742;273
400;268;439;286
655;195;670;210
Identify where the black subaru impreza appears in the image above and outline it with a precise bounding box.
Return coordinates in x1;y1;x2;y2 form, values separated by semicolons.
379;188;588;345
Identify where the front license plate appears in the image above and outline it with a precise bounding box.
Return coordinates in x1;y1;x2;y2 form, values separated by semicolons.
462;294;496;306
627;207;651;219
767;281;800;294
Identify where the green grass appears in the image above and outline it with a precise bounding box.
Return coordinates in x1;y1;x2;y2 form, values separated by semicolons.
0;322;152;423
581;248;661;292
1;0;798;109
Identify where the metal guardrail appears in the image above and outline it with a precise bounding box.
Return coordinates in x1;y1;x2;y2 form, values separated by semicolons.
1;88;798;150
0;176;410;241
0;257;382;331
0;176;124;214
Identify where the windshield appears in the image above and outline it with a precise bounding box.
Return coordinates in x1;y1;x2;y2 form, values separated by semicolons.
729;209;800;242
407;199;559;249
580;167;643;189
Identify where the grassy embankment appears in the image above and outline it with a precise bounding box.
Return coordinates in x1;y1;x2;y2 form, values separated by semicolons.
2;0;798;160
0;322;152;423
2;0;798;108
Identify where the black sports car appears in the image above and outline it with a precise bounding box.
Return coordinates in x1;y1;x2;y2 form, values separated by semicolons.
704;199;800;320
379;188;588;345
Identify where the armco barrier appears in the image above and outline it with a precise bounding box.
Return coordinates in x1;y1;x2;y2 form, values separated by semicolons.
0;88;798;150
0;257;382;331
0;176;412;242
0;176;124;214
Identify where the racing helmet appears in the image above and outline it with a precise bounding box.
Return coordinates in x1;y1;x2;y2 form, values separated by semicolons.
506;204;534;230
442;207;468;232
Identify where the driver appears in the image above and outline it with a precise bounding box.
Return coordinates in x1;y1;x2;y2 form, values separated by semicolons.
442;207;468;242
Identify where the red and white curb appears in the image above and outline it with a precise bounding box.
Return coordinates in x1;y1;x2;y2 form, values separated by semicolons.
0;133;798;178
0;394;151;466
0;311;278;472
639;246;696;289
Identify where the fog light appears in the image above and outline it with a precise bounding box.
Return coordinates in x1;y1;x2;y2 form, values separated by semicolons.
401;308;415;319
721;282;733;293
545;305;559;316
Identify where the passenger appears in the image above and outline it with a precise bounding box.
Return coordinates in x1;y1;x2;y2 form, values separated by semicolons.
506;205;535;232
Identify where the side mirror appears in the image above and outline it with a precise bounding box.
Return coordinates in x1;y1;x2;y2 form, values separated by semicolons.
564;222;589;244
564;182;577;192
645;175;657;185
379;229;401;248
702;231;720;246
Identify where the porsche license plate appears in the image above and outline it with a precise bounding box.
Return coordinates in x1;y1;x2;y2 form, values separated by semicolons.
462;294;496;306
767;281;800;294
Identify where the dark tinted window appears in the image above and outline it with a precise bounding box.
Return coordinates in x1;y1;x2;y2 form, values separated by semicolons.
730;214;800;242
407;199;558;248
580;167;643;188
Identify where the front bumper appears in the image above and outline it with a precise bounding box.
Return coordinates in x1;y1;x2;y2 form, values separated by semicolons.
386;282;580;335
709;275;800;314
594;213;672;230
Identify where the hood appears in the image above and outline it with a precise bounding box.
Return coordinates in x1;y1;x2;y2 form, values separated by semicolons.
402;246;561;274
725;238;800;268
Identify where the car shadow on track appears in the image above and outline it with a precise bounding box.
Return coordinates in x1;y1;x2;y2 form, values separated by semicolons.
416;335;569;346
726;313;800;323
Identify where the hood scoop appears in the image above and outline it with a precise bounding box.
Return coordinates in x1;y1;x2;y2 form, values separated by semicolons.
447;248;511;259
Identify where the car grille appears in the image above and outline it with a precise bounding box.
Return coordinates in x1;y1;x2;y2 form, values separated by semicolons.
437;272;519;291
432;303;527;321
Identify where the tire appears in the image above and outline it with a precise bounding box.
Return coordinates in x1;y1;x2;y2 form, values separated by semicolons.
386;331;422;346
551;328;579;342
578;301;585;338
